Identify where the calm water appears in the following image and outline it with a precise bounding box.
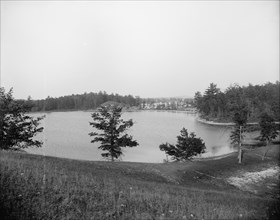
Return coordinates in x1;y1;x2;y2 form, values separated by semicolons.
27;111;234;163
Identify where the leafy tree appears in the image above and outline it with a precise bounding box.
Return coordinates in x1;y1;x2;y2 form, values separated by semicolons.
0;87;44;150
230;107;248;164
259;112;279;160
159;128;205;161
89;104;138;161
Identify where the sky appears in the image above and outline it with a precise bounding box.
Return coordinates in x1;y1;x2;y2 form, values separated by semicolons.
1;0;279;100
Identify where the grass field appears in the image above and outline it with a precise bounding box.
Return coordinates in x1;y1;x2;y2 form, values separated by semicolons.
0;145;279;220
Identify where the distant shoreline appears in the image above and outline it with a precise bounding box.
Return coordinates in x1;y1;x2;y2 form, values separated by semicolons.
28;108;197;114
196;117;261;126
196;118;235;126
196;117;280;126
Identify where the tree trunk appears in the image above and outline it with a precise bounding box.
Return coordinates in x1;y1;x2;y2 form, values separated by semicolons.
262;140;270;160
237;125;242;164
166;154;169;162
238;144;242;164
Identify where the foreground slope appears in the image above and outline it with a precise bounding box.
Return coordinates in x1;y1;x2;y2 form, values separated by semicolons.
0;146;279;220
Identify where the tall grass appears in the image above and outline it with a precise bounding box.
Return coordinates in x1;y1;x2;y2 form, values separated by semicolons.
0;151;279;219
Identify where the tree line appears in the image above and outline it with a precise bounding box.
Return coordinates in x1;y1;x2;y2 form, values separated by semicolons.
28;91;141;112
1;86;278;164
194;81;280;122
28;93;195;112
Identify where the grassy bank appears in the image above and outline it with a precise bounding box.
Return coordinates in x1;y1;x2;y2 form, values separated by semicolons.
0;146;279;220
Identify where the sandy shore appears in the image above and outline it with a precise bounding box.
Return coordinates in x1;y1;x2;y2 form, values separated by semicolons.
196;117;262;126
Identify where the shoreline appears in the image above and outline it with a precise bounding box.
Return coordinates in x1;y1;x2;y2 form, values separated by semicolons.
196;118;235;126
28;108;197;114
23;147;237;164
196;117;263;126
193;151;237;161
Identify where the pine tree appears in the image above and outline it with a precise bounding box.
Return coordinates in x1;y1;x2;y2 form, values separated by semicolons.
0;87;44;150
230;107;248;164
259;112;279;160
89;104;138;161
159;128;205;161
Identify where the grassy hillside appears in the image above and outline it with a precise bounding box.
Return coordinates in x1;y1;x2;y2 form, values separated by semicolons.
0;146;279;220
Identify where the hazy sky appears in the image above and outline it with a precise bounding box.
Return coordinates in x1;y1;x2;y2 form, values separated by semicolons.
1;0;279;100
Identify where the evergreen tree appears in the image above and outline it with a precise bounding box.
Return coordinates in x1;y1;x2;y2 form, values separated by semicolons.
194;91;202;108
159;128;205;161
195;81;279;122
0;87;44;150
204;83;220;117
230;107;248;164
89;104;138;161
259;112;279;160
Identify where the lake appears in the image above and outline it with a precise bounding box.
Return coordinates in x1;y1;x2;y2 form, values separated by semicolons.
27;111;235;163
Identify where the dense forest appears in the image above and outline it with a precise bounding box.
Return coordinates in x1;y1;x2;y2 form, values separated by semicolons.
194;82;280;122
28;91;141;112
